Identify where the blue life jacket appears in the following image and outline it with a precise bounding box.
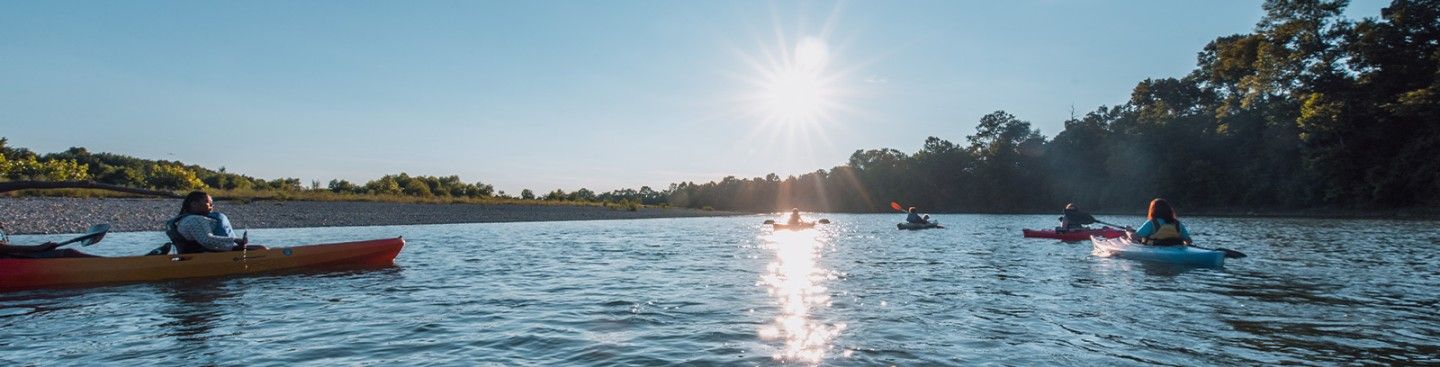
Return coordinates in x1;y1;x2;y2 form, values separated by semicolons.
164;212;234;254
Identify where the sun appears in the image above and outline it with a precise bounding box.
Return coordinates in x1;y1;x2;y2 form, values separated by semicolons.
747;36;841;126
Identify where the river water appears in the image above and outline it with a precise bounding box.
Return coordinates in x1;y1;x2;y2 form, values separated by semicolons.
2;214;1438;365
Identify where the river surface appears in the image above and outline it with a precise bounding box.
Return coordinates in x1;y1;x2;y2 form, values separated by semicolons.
3;214;1438;365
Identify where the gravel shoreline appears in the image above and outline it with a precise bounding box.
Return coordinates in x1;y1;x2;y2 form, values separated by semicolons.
0;197;745;235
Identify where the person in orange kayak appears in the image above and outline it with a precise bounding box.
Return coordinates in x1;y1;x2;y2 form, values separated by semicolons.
1128;198;1193;246
786;208;803;225
164;191;262;253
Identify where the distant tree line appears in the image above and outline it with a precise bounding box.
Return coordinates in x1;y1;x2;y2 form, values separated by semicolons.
663;0;1440;213
0;138;657;207
3;0;1434;213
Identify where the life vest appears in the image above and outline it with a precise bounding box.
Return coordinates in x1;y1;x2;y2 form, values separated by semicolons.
164;213;234;254
1146;219;1186;246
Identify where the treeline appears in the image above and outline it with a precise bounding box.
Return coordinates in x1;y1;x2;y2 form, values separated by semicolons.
664;0;1440;213
0;138;665;209
5;0;1434;214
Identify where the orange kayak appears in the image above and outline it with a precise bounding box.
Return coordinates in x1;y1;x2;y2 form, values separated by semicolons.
0;237;404;292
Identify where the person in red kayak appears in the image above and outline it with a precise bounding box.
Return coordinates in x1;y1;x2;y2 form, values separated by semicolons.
1128;198;1193;246
164;191;263;254
1059;203;1097;232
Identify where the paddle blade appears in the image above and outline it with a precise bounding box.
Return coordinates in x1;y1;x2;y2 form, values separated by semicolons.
55;223;111;247
818;219;830;224
79;223;110;246
763;219;775;224
1219;248;1247;259
890;202;903;212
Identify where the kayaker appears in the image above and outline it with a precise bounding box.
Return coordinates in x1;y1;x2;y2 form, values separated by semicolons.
164;191;263;253
787;208;803;225
1128;198;1192;246
906;207;930;224
1059;203;1097;232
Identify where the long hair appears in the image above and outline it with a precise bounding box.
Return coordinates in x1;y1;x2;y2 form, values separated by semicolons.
179;191;210;215
1146;198;1178;223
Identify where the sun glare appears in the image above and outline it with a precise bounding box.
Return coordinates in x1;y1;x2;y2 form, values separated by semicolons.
749;36;841;126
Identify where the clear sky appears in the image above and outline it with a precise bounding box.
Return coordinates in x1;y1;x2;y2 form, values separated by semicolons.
0;1;1388;194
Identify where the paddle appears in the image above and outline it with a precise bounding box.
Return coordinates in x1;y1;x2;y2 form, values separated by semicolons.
54;223;111;248
1093;220;1130;230
1192;245;1247;259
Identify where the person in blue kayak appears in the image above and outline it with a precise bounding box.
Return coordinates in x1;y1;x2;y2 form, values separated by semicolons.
1059;203;1097;232
1128;198;1192;246
164;191;262;254
787;208;803;225
906;207;931;224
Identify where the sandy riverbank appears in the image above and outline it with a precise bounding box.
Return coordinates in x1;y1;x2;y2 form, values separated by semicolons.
0;197;745;235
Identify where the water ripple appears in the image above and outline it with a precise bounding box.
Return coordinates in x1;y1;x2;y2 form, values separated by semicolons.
2;215;1438;365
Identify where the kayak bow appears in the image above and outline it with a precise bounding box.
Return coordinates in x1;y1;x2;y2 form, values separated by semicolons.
1024;227;1125;241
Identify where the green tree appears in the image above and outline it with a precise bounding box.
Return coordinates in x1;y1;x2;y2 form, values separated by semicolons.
147;164;205;190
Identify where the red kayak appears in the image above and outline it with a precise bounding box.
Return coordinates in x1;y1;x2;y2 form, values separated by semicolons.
0;237;403;292
1022;227;1125;242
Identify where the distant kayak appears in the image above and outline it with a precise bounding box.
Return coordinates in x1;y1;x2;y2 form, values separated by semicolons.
897;221;942;230
1023;227;1125;241
0;237;404;292
772;222;817;230
1090;236;1224;267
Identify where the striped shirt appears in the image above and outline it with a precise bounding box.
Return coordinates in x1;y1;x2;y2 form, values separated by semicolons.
176;215;240;252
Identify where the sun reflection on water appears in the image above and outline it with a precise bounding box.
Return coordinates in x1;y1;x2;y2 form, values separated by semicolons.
757;228;846;364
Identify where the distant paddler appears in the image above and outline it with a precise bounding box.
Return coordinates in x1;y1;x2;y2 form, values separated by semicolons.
905;207;932;225
1059;203;1097;232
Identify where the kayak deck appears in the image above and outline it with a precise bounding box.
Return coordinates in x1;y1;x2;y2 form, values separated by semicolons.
1024;227;1125;241
771;222;817;230
0;237;404;292
897;221;942;230
1090;236;1223;267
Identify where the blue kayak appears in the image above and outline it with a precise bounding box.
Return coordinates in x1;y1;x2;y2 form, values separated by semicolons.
1090;236;1224;267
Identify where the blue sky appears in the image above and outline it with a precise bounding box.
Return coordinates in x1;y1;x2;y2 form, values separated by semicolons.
0;1;1388;194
